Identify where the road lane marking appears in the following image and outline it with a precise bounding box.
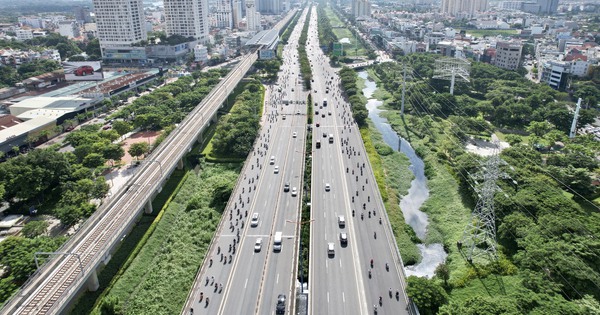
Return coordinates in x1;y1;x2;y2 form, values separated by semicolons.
245;278;248;288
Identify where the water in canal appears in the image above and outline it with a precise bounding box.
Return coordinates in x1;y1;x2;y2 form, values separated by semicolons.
358;71;447;278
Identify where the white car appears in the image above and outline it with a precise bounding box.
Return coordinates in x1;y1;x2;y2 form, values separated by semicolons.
293;132;297;138
274;166;279;174
325;183;331;191
251;213;259;227
291;187;298;197
254;238;263;252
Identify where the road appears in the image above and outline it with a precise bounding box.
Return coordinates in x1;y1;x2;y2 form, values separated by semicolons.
307;6;411;315
182;7;309;315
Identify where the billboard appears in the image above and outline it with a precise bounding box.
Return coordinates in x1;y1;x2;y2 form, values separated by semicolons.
62;61;104;81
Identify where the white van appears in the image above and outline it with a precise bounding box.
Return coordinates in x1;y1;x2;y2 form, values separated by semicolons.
273;231;283;252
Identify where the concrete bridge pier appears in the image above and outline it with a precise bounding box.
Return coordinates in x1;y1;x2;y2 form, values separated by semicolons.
87;270;99;291
144;199;153;214
177;158;184;170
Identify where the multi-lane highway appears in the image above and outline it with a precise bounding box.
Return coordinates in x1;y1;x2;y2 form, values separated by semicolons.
306;6;411;315
182;7;310;315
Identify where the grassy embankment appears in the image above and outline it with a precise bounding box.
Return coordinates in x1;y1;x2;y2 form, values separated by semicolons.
354;73;420;264
323;7;368;57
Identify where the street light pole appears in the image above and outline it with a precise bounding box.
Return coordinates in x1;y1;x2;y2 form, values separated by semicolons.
149;159;164;175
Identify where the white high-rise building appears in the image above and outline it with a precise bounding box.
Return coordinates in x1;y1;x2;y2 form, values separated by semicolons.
164;0;209;41
246;0;259;31
93;0;147;59
232;0;242;29
58;20;81;39
441;0;487;17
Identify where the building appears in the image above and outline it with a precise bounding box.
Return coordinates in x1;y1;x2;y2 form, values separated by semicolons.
522;0;559;14
501;1;523;10
163;0;209;41
259;0;281;15
352;0;371;18
57;20;80;39
16;29;33;41
18;17;45;29
494;41;522;70
441;0;488;17
539;60;570;90
213;0;233;29
73;6;92;24
194;44;209;63
246;0;260;31
93;0;147;62
232;0;242;29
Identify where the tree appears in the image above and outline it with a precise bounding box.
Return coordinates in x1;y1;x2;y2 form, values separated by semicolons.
103;144;125;167
54;204;84;227
111;120;132;137
406;276;448;315
526;121;554;137
100;295;124;315
435;263;450;287
21;221;49;238
128;142;149;161
83;153;106;169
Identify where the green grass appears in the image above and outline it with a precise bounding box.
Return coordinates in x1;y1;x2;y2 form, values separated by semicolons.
70;169;187;315
449;274;522;302
94;163;240;315
465;29;518;38
323;7;368;57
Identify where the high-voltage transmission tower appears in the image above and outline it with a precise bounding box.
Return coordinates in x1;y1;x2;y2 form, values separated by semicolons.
433;58;470;95
459;142;511;264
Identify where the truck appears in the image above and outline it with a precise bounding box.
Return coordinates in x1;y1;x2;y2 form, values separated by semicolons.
273;231;283;252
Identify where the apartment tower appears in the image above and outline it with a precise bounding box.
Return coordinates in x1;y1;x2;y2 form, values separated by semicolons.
163;0;209;41
93;0;147;60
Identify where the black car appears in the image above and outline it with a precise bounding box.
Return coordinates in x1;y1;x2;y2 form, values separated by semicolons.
276;294;286;314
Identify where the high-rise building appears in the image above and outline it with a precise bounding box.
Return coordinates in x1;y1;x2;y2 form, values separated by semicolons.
259;0;281;15
246;0;259;31
163;0;209;41
232;0;242;29
441;0;487;17
93;0;147;61
73;6;92;24
522;0;559;14
352;0;371;17
213;0;233;28
494;41;522;70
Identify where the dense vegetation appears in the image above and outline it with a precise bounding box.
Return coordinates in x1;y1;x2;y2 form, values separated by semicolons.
316;5;336;53
298;8;312;90
211;79;263;158
338;67;368;126
0;59;60;88
93;163;240;315
365;56;600;314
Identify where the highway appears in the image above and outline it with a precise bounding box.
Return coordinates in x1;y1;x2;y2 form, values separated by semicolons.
306;6;411;315
182;7;309;315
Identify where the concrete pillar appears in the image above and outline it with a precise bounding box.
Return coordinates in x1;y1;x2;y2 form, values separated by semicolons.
87;269;99;291
177;159;184;170
211;114;218;124
144;199;153;214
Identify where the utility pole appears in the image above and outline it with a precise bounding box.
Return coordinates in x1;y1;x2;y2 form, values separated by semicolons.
569;98;582;139
401;63;406;116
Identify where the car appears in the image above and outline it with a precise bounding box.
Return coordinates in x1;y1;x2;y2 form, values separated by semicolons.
291;88;294;92
340;232;348;245
276;294;286;314
102;125;111;130
325;89;329;94
338;215;346;228
314;89;317;93
328;242;335;257
251;213;259;227
315;110;319;115
254;238;263;252
291;187;298;197
325;183;331;191
323;132;327;138
282;115;286;120
328;111;332;116
270;156;275;165
293;132;298;138
274;166;279;174
283;182;290;192
315;123;320;127
73;65;94;76
321;113;325;118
